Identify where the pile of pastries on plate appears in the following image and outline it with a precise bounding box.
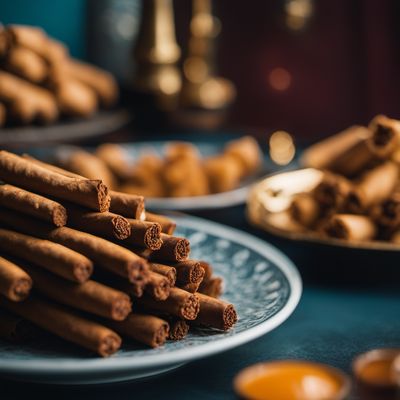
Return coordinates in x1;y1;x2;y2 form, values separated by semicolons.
0;24;118;126
287;114;400;244
57;136;263;198
0;150;237;356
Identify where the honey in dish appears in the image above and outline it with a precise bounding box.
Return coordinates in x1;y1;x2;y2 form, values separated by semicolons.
353;348;400;387
234;360;350;400
358;358;396;386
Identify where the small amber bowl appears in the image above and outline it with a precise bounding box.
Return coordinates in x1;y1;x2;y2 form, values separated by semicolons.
393;354;400;386
233;360;351;400
352;348;400;400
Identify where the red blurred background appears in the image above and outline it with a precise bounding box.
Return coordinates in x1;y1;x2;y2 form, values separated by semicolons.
176;0;400;138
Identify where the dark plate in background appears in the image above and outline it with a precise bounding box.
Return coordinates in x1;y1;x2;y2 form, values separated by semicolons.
0;109;131;146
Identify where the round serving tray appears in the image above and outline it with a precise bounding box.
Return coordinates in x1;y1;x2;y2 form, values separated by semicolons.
0;215;302;384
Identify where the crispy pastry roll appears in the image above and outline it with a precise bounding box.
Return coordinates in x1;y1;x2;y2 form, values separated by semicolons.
62;150;117;190
136;288;200;320
0;256;32;302
194;293;237;331
149;263;176;286
0;184;67;226
289;193;321;228
145;212;176;235
0;151;110;212
345;162;398;213
66;59;118;107
323;214;376;241
0;295;121;357
21;155;146;219
104;314;168;348
224;135;263;177
20;263;132;321
0;227;93;283
0;210;148;285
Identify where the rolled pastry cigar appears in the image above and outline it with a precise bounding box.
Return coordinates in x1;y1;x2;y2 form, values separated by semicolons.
0;71;58;124
149;263;176;286
145;212;176;235
345;161;399;213
136;287;200;320
5;46;47;83
370;192;400;228
109;192;146;220
0;151;110;212
66;59;118;107
8;98;36;124
19;262;132;321
0;209;148;285
173;260;205;286
53;79;98;118
65;204;131;240
313;172;353;212
323;214;377;241
21;155;145;219
194;293;237;331
95;144;133;181
165;142;200;161
163;157;209;197
390;230;400;244
0;256;32;302
127;157;163;189
104;314;169;348
198;276;223;298
301;125;371;174
144;271;171;301
149;234;190;263
167;318;190;340
199;261;213;281
0;295;121;357
367;114;400;157
0;27;9;57
186;161;210;196
122;220;162;250
93;269;148;298
7;25;67;65
0;184;67;227
61;150;117;190
0;102;6;126
204;154;243;193
289;193;321;228
224;136;263;177
0;227;93;283
178;281;201;293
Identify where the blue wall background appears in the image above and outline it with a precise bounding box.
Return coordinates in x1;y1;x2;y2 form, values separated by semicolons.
0;0;86;58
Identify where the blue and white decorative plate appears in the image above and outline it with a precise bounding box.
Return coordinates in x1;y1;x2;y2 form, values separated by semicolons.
0;215;302;384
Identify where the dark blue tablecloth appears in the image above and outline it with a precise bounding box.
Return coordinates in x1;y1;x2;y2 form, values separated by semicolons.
1;205;399;400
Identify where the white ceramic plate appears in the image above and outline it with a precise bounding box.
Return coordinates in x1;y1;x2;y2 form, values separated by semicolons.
0;215;302;384
247;168;400;251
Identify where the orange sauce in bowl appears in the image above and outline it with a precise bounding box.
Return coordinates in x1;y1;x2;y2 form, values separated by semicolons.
353;348;400;388
357;358;396;386
234;360;350;400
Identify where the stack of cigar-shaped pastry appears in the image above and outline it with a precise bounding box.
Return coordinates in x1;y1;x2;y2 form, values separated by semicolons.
0;150;237;357
53;135;262;198
0;24;118;127
290;114;400;244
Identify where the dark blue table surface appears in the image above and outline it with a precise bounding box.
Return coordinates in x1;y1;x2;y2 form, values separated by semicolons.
1;204;399;400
